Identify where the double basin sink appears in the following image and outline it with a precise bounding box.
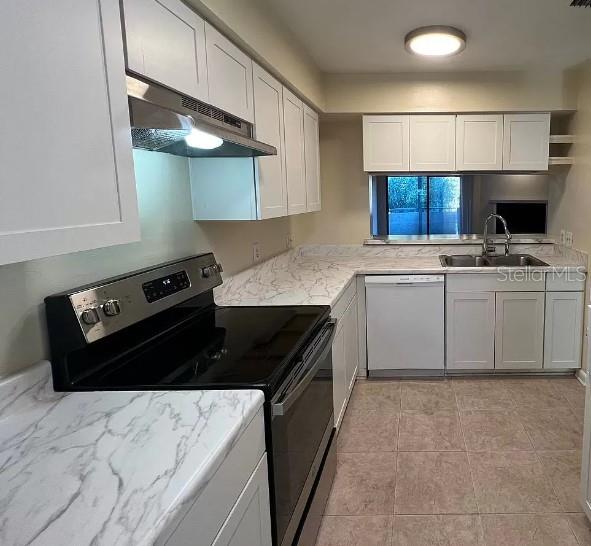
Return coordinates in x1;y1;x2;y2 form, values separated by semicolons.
440;254;549;268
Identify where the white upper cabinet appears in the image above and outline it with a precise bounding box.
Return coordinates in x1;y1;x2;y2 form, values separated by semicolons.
503;113;551;170
456;115;504;171
205;23;254;122
0;0;139;266
253;64;287;219
122;0;208;101
363;115;410;172
410;115;456;171
283;88;307;215
304;105;321;212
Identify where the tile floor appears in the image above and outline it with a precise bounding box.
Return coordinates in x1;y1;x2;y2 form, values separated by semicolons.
315;376;591;546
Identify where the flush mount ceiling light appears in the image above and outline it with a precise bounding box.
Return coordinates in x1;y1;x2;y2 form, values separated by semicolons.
405;26;466;57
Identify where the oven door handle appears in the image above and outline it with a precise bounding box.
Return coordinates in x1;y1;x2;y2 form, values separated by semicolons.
272;319;336;417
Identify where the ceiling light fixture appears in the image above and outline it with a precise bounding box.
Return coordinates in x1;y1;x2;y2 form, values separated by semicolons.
405;26;466;57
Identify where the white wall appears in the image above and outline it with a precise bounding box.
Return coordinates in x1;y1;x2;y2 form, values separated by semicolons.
324;70;573;114
290;119;371;244
0;150;290;378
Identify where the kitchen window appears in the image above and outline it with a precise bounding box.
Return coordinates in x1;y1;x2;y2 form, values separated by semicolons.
371;176;466;236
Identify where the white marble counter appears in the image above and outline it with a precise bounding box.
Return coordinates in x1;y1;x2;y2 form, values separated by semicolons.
215;245;587;308
0;362;264;546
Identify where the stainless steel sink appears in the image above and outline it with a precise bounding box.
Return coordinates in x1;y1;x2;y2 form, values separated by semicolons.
440;254;549;268
439;255;489;267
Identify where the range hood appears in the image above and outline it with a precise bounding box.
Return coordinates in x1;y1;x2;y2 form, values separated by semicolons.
126;75;276;158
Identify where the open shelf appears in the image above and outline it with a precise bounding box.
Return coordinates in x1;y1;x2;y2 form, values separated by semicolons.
549;156;575;166
549;135;576;144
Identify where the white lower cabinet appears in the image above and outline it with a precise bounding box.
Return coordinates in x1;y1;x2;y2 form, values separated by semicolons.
544;291;584;369
163;409;270;546
332;286;359;428
211;455;272;546
446;292;495;370
495;292;545;370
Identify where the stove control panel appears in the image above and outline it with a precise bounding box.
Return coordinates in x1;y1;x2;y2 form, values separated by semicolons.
142;271;190;303
47;254;223;345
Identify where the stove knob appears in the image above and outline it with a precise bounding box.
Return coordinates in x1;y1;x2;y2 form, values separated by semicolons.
102;299;121;317
201;266;213;278
80;307;100;325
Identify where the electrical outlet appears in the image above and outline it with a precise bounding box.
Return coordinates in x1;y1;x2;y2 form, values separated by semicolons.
286;235;294;249
560;230;566;245
565;231;574;248
252;241;261;262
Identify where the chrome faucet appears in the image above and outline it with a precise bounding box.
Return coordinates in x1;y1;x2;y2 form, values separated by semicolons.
482;214;512;257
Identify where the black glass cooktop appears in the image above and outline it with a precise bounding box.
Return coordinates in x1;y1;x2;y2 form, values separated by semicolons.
68;305;330;396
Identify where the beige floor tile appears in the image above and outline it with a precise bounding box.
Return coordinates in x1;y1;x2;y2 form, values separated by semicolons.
348;380;402;412
401;381;457;411
398;410;465;451
469;451;561;513
460;410;533;451
338;408;399;453
453;379;514;410
518;407;583;450
537;450;583;512
480;514;578;545
325;452;396;516
567;514;591;546
551;378;586;406
395;452;477;514
315;515;393;546
392;515;484;545
506;379;569;409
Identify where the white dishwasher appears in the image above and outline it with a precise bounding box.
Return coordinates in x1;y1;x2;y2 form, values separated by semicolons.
365;275;445;375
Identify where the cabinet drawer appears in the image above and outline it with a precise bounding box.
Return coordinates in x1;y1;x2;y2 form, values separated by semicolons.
447;273;545;292
546;271;586;291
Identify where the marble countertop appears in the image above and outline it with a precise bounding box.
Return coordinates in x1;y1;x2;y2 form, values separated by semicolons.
215;246;587;308
0;362;264;546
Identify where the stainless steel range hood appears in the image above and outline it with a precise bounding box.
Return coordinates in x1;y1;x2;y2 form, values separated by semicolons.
126;75;276;158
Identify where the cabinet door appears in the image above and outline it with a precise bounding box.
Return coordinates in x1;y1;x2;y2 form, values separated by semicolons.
205;23;254;122
503;113;550;170
344;297;359;392
123;0;208;101
456;115;503;171
304;105;322;212
211;454;272;546
252;64;287;219
283;89;307;215
0;0;139;266
362;115;410;172
332;322;347;428
544;292;584;369
410;115;456;171
495;292;545;370
446;292;495;370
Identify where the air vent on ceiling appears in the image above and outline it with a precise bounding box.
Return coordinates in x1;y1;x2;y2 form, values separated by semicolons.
571;0;591;6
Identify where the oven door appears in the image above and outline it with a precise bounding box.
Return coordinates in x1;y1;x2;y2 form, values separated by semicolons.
270;320;336;546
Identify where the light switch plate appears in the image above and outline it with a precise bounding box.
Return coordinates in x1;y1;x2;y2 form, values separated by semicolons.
560;230;566;245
